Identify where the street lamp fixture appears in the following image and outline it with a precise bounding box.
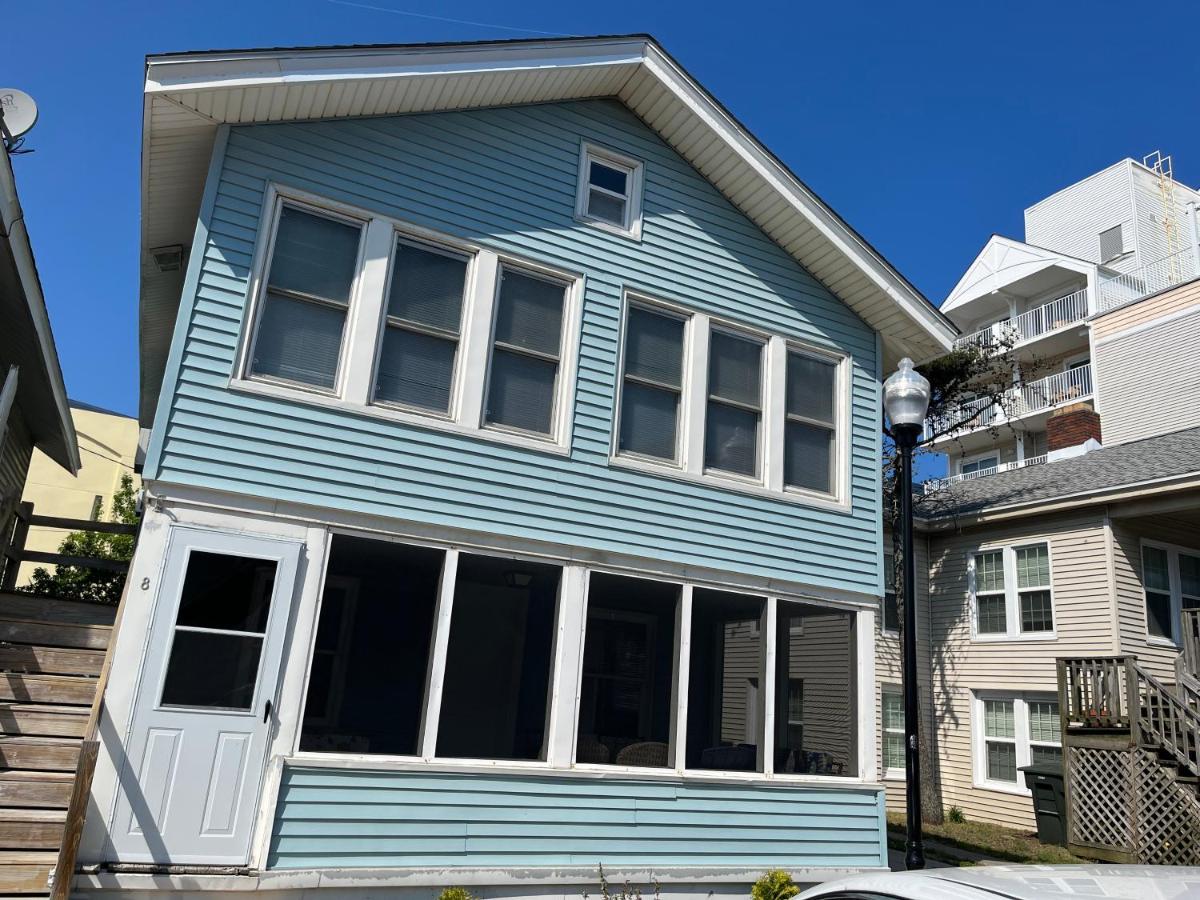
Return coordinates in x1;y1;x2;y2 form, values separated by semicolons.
882;357;932;871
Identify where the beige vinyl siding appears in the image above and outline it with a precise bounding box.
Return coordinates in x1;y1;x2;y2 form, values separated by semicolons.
0;411;33;559
924;512;1113;829
1093;285;1200;447
1111;518;1197;682
719;620;760;745
1093;278;1200;339
876;532;933;814
786;609;855;774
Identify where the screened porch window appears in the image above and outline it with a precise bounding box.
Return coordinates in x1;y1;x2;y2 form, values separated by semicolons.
576;574;678;767
248;204;363;390
484;267;569;436
299;536;442;754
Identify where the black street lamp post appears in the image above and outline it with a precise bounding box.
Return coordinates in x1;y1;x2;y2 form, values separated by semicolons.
883;357;932;872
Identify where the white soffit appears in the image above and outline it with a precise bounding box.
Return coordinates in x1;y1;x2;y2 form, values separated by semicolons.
140;36;955;423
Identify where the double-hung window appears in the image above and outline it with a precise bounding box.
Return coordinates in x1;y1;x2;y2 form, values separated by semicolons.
972;542;1055;639
1142;541;1200;644
484;267;569;436
374;239;469;414
248;204;364;390
975;693;1061;790
617;304;687;462
882;548;900;634
241;187;581;451
610;296;847;504
704;329;764;478
784;350;838;493
575;143;643;237
881;688;905;777
973;550;1007;635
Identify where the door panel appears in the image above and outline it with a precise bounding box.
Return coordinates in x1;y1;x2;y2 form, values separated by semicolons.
109;528;301;864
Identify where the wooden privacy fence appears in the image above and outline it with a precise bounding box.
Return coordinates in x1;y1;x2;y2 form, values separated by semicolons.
1;502;137;590
1058;654;1200;865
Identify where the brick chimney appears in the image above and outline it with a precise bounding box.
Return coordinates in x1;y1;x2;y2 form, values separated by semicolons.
1047;403;1102;452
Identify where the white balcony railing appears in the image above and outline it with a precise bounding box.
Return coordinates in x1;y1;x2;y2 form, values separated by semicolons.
922;454;1048;494
1099;246;1198;311
955;288;1089;352
925;363;1092;441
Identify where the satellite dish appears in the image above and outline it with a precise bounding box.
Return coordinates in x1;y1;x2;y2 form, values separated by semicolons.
0;89;38;140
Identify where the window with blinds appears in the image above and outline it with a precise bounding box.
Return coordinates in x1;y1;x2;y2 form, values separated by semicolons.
882;689;904;774
972;542;1055;640
617;304;687;462
1016;544;1052;633
249;204;363;390
484;267;569;436
374;239;469;414
973;550;1007;635
784;351;837;494
704;330;764;478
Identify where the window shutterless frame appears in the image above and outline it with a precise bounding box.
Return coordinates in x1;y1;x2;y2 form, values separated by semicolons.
574;141;644;239
233;184;582;456
611;293;693;468
1140;538;1200;646
368;233;475;419
480;263;576;442
607;292;850;510
239;192;370;396
971;691;1061;794
969;541;1056;642
703;323;767;483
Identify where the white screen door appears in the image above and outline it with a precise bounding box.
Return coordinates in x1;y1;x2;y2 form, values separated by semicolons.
109;527;300;864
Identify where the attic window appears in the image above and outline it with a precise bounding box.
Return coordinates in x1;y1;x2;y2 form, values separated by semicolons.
576;143;643;238
1099;224;1124;262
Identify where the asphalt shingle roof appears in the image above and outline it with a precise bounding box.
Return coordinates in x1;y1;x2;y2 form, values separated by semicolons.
917;427;1200;520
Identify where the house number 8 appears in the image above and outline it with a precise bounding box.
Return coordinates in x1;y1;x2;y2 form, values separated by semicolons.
141;577;151;590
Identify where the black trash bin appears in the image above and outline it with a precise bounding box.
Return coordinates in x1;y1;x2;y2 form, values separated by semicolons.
1020;763;1067;846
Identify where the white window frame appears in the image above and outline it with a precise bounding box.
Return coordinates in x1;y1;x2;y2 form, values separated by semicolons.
234;183;583;456
240;194;371;397
1141;538;1200;647
608;291;851;509
968;541;1056;642
972;691;1061;795
574;141;644;239
880;685;905;780
284;525;874;788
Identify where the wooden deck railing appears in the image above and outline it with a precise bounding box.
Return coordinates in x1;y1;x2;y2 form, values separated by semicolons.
1183;608;1200;679
1060;654;1200;779
1;502;137;590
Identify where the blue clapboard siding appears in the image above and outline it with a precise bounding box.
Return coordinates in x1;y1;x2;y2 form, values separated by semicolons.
151;99;883;595
268;767;886;870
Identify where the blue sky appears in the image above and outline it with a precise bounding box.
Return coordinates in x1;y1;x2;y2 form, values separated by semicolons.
7;0;1200;422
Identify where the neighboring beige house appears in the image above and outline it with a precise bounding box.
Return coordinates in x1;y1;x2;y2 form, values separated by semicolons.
16;400;139;585
879;156;1200;830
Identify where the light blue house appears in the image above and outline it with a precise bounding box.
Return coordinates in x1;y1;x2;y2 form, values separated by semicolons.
80;35;953;898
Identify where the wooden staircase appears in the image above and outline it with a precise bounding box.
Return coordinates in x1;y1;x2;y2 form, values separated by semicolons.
0;592;114;898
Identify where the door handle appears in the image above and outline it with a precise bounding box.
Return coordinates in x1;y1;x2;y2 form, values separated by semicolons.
263;698;273;724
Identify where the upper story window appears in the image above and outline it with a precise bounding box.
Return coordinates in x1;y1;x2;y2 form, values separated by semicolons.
960;453;999;477
970;542;1054;640
1099;224;1125;262
374;239;469;414
248;204;364;391
484;267;570;436
611;293;849;507
239;186;581;453
575;143;644;238
882;548;899;634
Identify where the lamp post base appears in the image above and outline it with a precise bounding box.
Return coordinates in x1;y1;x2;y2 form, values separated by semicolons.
905;839;925;871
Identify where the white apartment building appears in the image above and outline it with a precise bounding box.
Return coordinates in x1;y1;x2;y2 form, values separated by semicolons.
929;154;1200;479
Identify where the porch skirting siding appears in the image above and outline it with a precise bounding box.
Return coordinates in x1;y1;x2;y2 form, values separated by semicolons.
267;765;887;871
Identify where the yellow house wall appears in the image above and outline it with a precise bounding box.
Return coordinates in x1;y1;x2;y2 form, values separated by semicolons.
17;404;139;585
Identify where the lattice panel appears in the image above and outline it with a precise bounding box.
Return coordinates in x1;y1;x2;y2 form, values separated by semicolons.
1134;749;1200;866
1067;745;1133;850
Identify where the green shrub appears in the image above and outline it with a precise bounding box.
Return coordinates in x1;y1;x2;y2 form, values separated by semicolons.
947;806;966;824
751;870;799;900
437;888;477;900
